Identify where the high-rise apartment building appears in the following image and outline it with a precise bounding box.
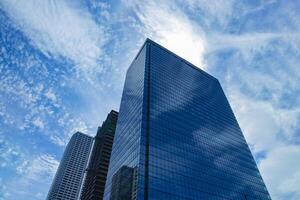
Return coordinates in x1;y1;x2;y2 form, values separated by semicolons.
104;39;271;199
47;132;93;200
80;110;118;200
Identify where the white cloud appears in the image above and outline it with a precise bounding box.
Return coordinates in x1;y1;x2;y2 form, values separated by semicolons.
2;154;59;200
16;154;59;181
0;0;107;73
181;0;235;26
49;135;66;147
1;0;299;199
125;0;206;68
226;62;299;200
259;146;300;199
44;89;57;102
0;178;10;200
0;137;24;169
208;33;280;53
207;33;300;63
242;0;277;15
0;47;93;143
229;89;299;153
32;117;45;129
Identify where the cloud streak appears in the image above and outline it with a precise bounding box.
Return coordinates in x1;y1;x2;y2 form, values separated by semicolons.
2;153;59;200
125;0;207;68
0;0;107;74
260;145;300;199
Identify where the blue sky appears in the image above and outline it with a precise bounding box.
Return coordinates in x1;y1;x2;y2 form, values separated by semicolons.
0;0;299;199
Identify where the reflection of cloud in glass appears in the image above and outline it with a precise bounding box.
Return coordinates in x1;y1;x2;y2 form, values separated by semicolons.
105;39;271;199
103;45;147;200
148;40;270;199
110;166;138;200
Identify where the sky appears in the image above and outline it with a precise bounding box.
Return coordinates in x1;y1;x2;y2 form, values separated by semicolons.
0;0;299;199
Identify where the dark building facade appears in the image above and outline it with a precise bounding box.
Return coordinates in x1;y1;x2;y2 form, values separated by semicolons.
80;110;118;200
104;39;271;200
47;132;93;200
110;166;138;200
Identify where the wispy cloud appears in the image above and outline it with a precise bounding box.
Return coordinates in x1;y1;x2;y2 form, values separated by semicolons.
0;0;107;75
0;136;24;169
176;2;300;200
229;88;300;199
179;0;235;27
2;153;59;200
16;154;59;181
208;33;280;53
0;17;96;147
229;90;299;152
260;145;300;199
220;29;300;200
1;0;300;199
207;33;300;60
125;0;206;68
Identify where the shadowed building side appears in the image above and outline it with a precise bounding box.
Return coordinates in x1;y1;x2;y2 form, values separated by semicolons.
80;110;118;200
110;166;138;200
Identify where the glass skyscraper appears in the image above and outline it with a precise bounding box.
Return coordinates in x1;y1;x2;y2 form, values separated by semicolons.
47;132;93;200
104;39;271;200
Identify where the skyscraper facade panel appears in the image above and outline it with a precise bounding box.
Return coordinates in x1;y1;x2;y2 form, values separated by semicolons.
47;132;93;200
147;43;270;199
104;45;148;200
104;39;271;200
80;110;118;200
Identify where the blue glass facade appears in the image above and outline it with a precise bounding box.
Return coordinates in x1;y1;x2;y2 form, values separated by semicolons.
103;44;147;200
104;39;271;200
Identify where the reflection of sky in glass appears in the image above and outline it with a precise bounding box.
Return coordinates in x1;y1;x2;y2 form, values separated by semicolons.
103;45;147;200
105;39;271;199
148;41;270;199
